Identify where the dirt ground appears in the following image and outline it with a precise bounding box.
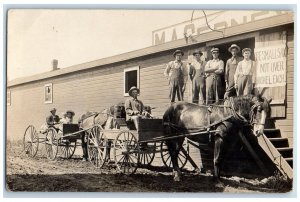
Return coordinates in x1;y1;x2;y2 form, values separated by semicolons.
6;142;291;193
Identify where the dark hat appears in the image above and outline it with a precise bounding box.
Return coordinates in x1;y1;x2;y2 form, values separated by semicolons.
173;49;184;57
242;48;252;54
66;110;75;116
211;47;219;53
50;108;56;112
192;50;203;56
128;86;140;97
228;44;241;52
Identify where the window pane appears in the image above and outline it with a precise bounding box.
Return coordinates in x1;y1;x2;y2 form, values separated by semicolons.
125;70;137;93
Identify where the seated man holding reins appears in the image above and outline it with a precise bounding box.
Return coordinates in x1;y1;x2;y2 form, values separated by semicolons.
125;86;151;130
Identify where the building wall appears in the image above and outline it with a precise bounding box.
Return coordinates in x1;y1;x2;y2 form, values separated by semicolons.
7;49;192;141
7;25;294;146
275;26;294;146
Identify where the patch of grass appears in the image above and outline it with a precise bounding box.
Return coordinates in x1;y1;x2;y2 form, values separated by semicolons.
262;171;292;193
7;139;23;148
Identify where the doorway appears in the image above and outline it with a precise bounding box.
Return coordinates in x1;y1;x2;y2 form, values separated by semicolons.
206;37;255;100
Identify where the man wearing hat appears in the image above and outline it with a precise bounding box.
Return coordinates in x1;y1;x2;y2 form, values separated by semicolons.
46;108;60;126
224;44;243;98
234;48;256;96
189;50;206;104
164;49;188;103
204;47;224;104
125;86;149;130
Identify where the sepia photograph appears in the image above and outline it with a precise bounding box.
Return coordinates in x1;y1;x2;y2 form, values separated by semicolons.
5;8;294;194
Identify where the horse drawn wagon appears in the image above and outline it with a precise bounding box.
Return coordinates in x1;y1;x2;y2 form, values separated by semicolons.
23;123;81;160
23;114;191;174
23;95;290;182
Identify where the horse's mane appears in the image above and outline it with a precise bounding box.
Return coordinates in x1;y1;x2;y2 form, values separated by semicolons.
231;95;253;111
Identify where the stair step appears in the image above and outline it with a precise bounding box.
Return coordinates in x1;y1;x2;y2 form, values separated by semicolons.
284;157;293;161
264;129;280;132
277;147;293;152
268;138;288;141
263;129;281;138
268;138;289;148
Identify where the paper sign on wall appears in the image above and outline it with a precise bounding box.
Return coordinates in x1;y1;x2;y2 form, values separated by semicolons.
254;44;287;87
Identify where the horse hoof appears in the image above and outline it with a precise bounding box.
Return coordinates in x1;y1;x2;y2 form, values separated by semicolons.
214;179;224;188
215;182;224;188
174;176;181;182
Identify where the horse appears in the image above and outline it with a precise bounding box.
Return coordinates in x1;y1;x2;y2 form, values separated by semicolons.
78;108;113;160
162;94;271;182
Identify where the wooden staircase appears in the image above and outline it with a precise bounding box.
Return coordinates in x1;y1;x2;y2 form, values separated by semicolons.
258;128;293;179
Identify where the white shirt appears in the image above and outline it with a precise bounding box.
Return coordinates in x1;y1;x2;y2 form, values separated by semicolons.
234;59;256;84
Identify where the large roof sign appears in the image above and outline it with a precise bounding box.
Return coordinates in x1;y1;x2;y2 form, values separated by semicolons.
152;10;289;45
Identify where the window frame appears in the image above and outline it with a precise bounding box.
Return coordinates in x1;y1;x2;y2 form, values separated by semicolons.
44;83;53;104
123;66;140;97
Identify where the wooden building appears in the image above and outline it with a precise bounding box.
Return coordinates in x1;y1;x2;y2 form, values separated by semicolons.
7;11;294;177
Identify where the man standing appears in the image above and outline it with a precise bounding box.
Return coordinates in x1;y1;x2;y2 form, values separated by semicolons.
125;86;149;130
189;50;206;104
224;44;243;98
164;50;188;103
234;48;256;96
204;48;224;104
46;108;60;126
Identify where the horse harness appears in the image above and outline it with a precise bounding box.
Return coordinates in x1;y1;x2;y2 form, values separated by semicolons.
166;97;264;136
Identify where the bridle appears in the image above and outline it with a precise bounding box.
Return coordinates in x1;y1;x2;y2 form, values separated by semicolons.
229;97;264;126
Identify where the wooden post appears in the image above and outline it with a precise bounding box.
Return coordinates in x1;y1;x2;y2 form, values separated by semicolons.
238;131;269;176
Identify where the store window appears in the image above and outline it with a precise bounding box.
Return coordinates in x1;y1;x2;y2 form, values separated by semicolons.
124;66;140;96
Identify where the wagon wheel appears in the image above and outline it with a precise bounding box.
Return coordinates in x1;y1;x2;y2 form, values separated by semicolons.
138;142;156;166
60;139;77;159
45;127;59;160
87;125;107;168
23;125;39;157
114;131;139;175
160;140;189;170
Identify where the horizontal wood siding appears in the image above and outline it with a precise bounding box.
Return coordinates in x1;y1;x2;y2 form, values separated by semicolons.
274;27;294;146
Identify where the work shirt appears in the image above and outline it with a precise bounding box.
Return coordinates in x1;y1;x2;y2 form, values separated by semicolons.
125;97;144;118
225;56;243;86
205;59;224;76
234;59;256;85
189;60;206;78
164;60;188;86
46;114;60;126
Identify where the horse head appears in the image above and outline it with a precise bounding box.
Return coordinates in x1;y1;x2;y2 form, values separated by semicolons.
230;95;271;136
249;94;271;136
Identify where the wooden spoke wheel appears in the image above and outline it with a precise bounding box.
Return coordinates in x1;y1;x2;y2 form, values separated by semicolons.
160;140;189;169
87;125;107;168
114;131;139;175
23;125;39;157
138;142;156;166
59;139;77;159
45;127;59;160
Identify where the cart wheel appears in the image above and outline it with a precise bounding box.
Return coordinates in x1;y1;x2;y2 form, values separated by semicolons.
45;128;59;160
114;131;139;174
87;125;107;168
138;142;156;166
23;125;39;157
160;140;189;169
60;139;77;159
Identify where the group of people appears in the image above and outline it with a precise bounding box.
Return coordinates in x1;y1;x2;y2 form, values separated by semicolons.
43;108;75;132
164;44;256;104
43;44;256;138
